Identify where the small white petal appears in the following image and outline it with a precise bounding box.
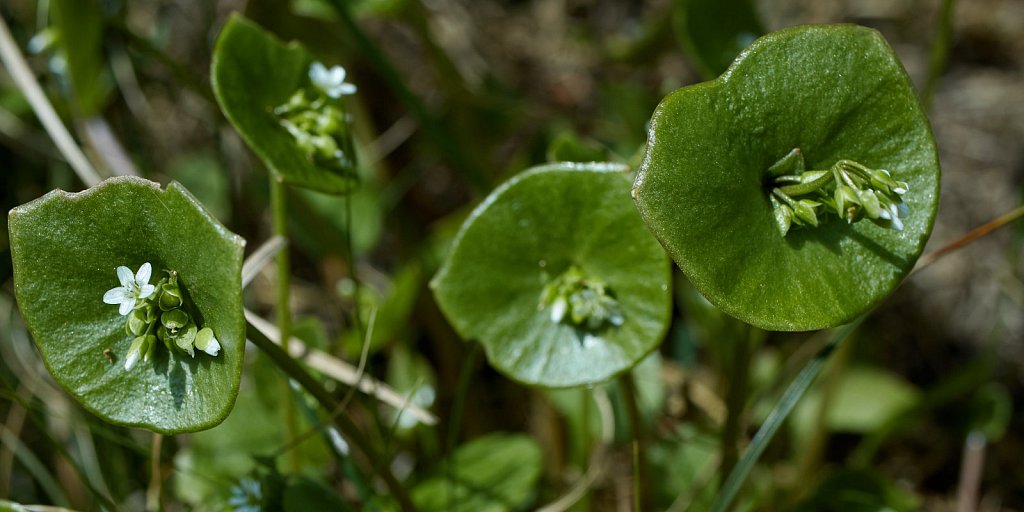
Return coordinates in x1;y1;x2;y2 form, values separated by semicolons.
329;65;345;83
103;287;129;305
878;208;891;220
327;427;350;455
116;266;133;286
550;297;567;323
135;262;152;286
138;284;156;300
118;298;136;316
891;215;904;231
202;337;221;356
124;348;140;370
309;62;328;83
337;83;357;96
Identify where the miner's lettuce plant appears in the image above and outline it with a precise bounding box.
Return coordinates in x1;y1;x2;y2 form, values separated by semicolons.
9;177;245;433
633;24;939;331
4;7;960;511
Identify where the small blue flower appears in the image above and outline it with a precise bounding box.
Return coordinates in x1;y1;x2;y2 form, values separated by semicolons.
228;477;262;512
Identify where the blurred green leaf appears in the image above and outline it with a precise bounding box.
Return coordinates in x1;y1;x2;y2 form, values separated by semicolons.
546;131;607;163
432;162;671;387
167;154;232;223
968;383;1012;441
0;500;30;512
52;0;111;115
342;263;421;357
793;365;920;439
795;469;919;512
672;0;764;79
9;177;245;433
649;425;718;509
411;433;542;512
634;25;940;331
211;14;357;194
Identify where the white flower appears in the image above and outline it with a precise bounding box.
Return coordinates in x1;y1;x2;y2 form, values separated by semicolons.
309;62;357;99
102;263;156;316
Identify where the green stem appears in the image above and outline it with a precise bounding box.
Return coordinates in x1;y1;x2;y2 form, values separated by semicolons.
146;433;162;512
719;326;752;482
445;343;480;510
791;331;854;501
269;178;299;472
711;319;863;512
246;323;417;511
620;373;648;511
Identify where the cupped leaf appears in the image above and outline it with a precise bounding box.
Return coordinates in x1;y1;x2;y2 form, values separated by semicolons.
431;162;671;388
633;25;940;331
212;14;356;194
8;177;246;433
410;433;543;512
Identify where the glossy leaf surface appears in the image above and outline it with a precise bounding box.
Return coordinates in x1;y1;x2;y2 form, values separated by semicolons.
9;177;245;433
634;25;939;331
432;163;671;387
212;14;356;194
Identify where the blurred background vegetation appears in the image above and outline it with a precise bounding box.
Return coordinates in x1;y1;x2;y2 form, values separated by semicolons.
0;0;1022;510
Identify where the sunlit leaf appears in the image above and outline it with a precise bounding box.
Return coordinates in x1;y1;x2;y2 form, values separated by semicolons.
432;162;671;387
9;177;245;433
634;25;940;331
212;14;357;194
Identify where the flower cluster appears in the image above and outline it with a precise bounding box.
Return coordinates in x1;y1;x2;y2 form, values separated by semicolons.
102;263;220;370
767;148;909;236
273;62;356;174
540;265;624;330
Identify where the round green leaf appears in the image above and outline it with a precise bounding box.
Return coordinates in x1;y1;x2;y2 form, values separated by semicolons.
8;177;246;433
431;163;671;388
633;25;939;331
212;14;356;194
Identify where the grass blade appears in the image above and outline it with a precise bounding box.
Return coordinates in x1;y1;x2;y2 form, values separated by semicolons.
711;318;864;512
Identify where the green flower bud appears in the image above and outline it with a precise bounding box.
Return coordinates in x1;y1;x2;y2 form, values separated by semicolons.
125;307;150;336
161;309;190;332
195;327;222;356
174;323;198;357
159;283;183;311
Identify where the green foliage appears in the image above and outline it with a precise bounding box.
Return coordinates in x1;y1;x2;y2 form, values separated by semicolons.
51;0;111;115
672;0;764;79
633;25;940;331
431;162;671;387
211;14;357;194
8;177;245;433
410;433;543;511
795;469;920;512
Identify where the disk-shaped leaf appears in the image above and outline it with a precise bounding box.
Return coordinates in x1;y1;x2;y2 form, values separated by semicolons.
8;177;245;433
212;14;356;194
633;25;939;331
432;163;671;388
